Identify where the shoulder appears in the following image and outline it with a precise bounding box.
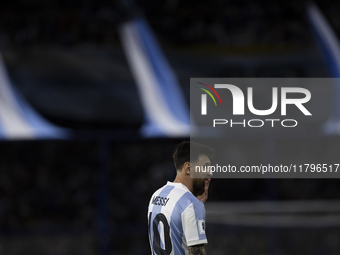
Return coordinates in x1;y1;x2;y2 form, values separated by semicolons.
175;190;203;213
149;183;203;212
149;184;168;200
149;183;179;206
181;197;204;214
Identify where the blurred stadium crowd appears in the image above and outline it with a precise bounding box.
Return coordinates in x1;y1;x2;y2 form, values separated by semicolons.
0;0;340;255
1;139;340;254
0;0;338;48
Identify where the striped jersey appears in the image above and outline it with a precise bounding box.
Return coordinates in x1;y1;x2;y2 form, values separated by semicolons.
147;181;207;255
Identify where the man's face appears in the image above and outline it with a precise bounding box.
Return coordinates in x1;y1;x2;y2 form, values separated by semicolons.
191;154;212;197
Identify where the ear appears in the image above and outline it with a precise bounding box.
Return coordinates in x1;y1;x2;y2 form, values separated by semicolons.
183;162;190;175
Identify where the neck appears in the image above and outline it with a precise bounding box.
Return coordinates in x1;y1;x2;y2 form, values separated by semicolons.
173;173;193;193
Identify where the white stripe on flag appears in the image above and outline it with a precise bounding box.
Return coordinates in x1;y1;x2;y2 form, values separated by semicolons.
307;2;340;134
119;20;189;137
307;2;340;74
0;53;34;139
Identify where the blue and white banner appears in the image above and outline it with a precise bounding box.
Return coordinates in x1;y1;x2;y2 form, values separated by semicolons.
0;53;68;140
119;16;190;137
307;2;340;134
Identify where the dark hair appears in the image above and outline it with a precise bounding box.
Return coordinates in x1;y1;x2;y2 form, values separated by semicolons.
173;141;214;171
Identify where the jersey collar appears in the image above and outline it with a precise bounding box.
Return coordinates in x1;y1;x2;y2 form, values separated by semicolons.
166;181;191;193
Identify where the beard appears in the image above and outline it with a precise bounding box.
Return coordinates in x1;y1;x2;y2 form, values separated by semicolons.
192;178;206;197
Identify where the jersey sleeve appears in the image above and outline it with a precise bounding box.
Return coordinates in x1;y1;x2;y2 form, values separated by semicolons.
181;200;208;246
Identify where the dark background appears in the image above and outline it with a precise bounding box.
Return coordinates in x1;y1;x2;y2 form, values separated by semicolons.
0;0;340;254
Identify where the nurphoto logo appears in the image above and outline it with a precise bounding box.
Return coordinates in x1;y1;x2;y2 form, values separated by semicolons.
198;82;312;128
